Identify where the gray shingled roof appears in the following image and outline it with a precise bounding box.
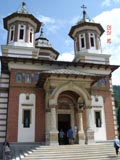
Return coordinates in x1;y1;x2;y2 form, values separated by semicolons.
42;69;99;77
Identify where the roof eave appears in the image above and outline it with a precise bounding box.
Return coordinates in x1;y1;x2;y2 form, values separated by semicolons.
3;12;42;32
69;22;105;39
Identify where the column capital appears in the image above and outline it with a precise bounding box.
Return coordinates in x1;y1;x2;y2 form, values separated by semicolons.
49;104;56;108
85;106;92;109
49;98;57;107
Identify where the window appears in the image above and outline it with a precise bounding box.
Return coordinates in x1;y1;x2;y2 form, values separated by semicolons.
25;73;32;83
79;34;86;50
23;109;31;128
16;72;23;82
95;111;101;127
9;25;15;42
29;27;34;43
18;25;26;41
89;33;95;48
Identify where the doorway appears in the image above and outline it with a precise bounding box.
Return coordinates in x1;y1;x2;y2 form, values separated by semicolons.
58;114;71;145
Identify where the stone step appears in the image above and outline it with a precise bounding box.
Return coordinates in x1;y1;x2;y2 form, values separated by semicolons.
22;157;118;160
20;143;118;160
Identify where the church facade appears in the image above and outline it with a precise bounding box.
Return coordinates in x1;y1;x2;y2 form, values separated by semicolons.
0;2;119;145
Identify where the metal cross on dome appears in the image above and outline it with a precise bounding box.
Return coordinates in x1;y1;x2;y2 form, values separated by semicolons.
81;4;87;21
81;4;87;11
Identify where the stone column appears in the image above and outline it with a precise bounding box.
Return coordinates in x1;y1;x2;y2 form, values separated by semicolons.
49;105;59;145
85;107;94;144
45;109;51;145
51;106;57;130
78;111;85;144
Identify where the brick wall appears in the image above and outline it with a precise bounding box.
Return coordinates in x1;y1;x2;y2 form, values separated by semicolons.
6;69;46;142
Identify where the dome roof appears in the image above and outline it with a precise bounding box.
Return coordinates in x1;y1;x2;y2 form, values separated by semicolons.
35;28;52;48
35;28;59;60
3;2;41;32
69;5;104;39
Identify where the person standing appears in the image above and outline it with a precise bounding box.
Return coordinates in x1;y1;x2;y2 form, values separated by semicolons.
3;141;11;160
67;127;74;144
114;138;120;156
59;129;65;145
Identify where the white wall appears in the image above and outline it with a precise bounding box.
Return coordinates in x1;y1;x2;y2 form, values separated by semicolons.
91;95;107;141
18;93;36;142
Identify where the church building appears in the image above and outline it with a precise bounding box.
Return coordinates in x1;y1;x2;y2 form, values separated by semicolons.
0;2;119;145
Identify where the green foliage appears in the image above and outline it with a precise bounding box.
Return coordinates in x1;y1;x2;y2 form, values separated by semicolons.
113;85;120;137
113;85;120;108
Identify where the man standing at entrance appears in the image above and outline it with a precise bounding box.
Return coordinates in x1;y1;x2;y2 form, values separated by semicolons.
67;127;74;144
59;129;65;145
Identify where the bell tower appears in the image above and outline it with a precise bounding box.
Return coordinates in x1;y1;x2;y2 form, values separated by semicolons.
1;2;42;58
69;5;110;64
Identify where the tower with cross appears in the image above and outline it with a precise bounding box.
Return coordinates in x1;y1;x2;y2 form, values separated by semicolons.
69;5;110;65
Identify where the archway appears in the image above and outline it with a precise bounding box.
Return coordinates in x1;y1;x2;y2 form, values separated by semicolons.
57;91;78;144
49;81;91;107
48;81;92;145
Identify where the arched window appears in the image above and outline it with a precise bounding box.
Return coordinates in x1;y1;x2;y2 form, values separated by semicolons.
95;111;102;128
89;33;95;49
9;25;15;42
18;24;26;41
79;33;86;50
23;109;31;128
29;27;34;43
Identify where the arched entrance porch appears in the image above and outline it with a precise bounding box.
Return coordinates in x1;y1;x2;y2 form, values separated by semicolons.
46;81;94;145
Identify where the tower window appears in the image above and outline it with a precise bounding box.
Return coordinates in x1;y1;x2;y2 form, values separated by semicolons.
9;25;15;42
18;25;26;41
81;38;85;48
89;33;95;48
95;111;101;127
79;34;86;50
90;37;94;47
20;29;24;39
29;27;34;43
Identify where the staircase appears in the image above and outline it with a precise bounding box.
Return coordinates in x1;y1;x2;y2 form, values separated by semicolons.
12;143;119;160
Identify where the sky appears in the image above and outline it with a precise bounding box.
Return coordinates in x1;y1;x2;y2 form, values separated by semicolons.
0;0;120;85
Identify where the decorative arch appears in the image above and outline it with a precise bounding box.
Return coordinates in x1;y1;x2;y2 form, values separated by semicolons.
49;81;91;107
